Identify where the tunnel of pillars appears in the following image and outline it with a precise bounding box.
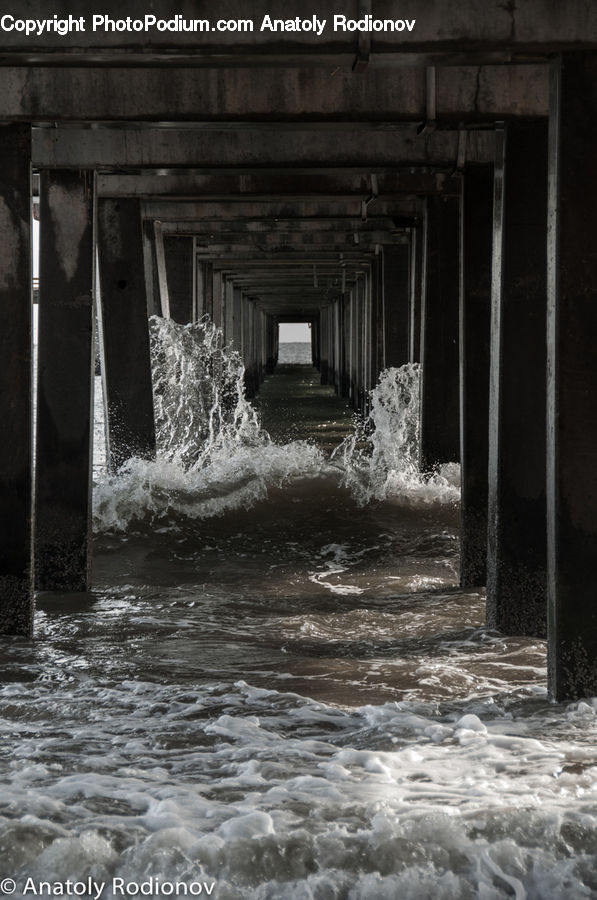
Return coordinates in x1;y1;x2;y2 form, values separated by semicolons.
0;34;595;703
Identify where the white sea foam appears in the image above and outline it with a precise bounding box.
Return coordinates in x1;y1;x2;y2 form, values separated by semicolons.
93;318;325;531
93;322;459;532
333;364;460;507
3;672;597;899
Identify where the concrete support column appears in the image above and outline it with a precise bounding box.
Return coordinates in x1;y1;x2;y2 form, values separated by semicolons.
0;125;33;633
371;257;384;385
212;269;223;329
197;262;213;319
265;315;276;373
232;287;242;350
141;219;161;317
152;221;170;317
363;268;373;400
97;199;156;472
347;291;355;400
35;169;95;592
410;226;423;364
242;297;256;397
340;293;351;397
356;275;366;411
487;121;548;636
320;307;330;385
383;243;411;369
312;316;320;369
164;236;194;324
224;278;234;345
547;53;597;698
460;165;494;588
419;196;460;471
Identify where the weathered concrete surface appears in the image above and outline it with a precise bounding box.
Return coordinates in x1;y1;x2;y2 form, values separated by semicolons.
254;363;354;454
97;199;156;470
31;126;496;170
97;172;462;200
487;121;548;638
0;124;33;635
459;163;493;589
547;53;597;700
419;195;460;471
0;65;548;120
164;235;195;324
383;244;411;369
35;169;95;593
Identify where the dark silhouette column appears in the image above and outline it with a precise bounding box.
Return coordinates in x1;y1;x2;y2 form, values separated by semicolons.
547;53;597;699
35;169;95;592
410;226;423;364
383;243;410;369
487;121;548;636
164;236;194;324
419;195;460;471
460;165;494;588
0;125;33;633
97;199;156;472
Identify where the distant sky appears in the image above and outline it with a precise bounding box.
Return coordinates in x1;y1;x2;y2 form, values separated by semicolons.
278;322;311;343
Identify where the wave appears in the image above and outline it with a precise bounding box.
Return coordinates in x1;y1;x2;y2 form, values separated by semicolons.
93;318;459;532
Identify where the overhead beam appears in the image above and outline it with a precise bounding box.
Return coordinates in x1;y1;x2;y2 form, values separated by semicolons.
1;65;548;121
96;171;462;199
32;126;494;170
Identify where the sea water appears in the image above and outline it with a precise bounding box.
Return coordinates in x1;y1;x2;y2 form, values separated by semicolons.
1;321;596;899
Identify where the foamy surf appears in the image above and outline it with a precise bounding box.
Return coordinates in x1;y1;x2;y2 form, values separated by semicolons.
93;321;459;533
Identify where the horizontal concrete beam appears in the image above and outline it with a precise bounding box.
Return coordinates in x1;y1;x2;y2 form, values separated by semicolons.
9;65;549;122
32;126;495;170
0;2;594;61
198;236;404;253
201;246;389;257
97;171;462;198
153;210;419;228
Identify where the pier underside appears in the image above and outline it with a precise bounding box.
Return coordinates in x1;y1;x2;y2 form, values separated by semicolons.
1;1;597;702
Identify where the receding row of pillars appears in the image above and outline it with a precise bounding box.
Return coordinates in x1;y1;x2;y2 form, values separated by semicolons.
307;55;597;701
0;54;596;701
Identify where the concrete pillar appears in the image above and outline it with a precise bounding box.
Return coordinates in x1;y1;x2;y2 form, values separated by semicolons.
265;315;276;373
547;53;597;699
383;243;410;369
97;199;156;472
141;219;161;317
320;307;330;385
356;275;366;411
224;278;234;345
164;236;194;324
242;297;257;397
371;257;384;385
232;287;242;349
340;293;351;397
347;291;355;399
419;196;460;471
153;220;170;317
212;269;224;329
312;316;320;369
487;121;548;637
197;261;213;319
410;227;423;364
364;268;373;400
35;170;95;592
460;164;494;588
0;125;33;634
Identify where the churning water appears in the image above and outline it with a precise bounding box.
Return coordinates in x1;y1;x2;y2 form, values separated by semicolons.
2;322;597;899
